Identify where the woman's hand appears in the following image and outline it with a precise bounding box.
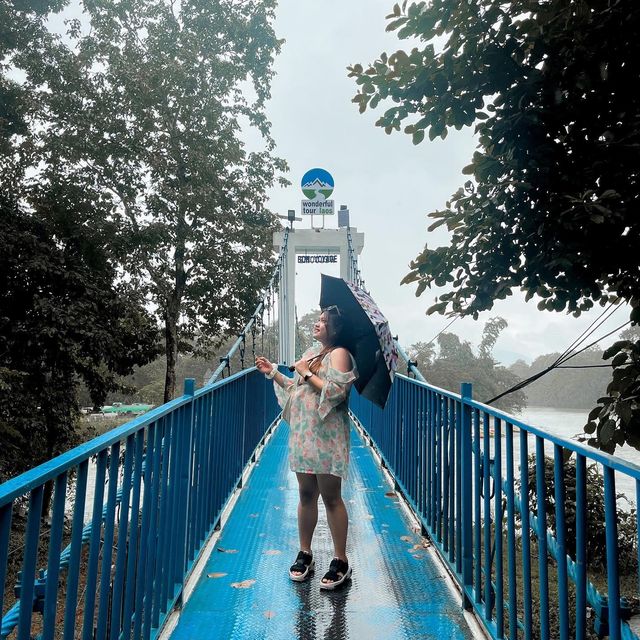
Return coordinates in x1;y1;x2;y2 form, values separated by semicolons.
255;356;274;375
293;358;311;378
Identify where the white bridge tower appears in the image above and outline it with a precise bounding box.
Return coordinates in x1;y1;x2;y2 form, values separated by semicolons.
273;225;364;364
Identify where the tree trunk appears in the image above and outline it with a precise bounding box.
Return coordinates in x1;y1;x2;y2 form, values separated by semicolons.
164;297;180;403
163;226;187;403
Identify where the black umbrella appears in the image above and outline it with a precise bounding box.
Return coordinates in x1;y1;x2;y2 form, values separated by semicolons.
318;274;398;408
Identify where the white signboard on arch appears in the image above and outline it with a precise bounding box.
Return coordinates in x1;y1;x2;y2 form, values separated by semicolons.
301;199;335;216
300;168;335;216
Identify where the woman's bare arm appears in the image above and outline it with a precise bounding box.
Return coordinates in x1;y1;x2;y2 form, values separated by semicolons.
255;356;289;388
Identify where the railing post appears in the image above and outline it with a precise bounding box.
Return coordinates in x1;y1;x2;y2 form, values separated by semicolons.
179;378;196;599
460;382;473;610
241;373;247;479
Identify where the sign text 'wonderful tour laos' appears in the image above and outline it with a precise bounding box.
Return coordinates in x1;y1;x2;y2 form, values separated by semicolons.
301;168;335;216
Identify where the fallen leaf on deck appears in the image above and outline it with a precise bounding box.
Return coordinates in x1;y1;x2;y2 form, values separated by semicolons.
264;549;281;555
384;492;396;498
249;513;259;518
217;547;238;554
207;572;227;579
264;611;276;619
231;579;256;589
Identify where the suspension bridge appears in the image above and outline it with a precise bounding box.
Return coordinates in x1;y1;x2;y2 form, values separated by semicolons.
2;224;640;640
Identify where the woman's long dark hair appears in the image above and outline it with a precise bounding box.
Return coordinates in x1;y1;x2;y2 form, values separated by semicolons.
309;306;348;374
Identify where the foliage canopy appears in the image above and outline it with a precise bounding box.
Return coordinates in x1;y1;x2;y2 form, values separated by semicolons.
522;454;637;575
410;317;526;413
350;0;640;451
0;191;158;481
13;0;287;401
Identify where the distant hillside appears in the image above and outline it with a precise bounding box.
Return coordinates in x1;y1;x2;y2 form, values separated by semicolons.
509;347;610;409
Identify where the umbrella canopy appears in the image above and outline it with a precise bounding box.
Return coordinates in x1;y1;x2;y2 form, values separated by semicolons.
319;274;398;408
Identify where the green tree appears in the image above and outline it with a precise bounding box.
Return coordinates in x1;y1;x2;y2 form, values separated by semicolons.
509;349;611;411
351;1;640;451
408;340;436;369
1;0;159;487
0;0;67;151
17;0;287;401
409;318;526;413
521;454;636;575
296;308;320;358
0;191;158;484
478;317;507;360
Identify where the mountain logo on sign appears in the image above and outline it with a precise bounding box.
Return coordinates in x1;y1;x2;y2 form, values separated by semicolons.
301;168;334;201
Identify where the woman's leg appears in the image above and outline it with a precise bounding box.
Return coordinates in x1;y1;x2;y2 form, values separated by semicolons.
317;474;348;561
296;472;320;556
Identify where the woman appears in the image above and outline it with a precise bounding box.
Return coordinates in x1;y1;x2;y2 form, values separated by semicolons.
255;305;357;590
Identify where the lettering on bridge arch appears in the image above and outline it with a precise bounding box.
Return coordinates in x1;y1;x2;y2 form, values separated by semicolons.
297;255;338;264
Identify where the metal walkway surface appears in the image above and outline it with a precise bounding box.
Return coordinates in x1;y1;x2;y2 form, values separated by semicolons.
167;421;477;640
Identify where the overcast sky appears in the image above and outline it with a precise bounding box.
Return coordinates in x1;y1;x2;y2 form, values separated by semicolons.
263;0;627;365
44;0;627;366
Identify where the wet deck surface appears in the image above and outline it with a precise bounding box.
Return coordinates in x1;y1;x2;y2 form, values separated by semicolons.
168;422;476;640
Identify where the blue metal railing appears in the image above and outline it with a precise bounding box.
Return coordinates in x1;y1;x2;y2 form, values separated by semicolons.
1;368;279;640
350;375;640;640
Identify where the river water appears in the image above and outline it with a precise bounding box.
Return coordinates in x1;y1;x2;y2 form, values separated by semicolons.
516;406;640;505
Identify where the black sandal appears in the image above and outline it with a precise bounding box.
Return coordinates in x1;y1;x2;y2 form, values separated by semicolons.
289;550;315;582
320;557;352;590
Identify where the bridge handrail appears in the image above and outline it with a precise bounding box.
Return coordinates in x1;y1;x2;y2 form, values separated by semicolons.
1;368;280;640
0;395;189;509
394;340;427;383
394;373;640;480
1;465;139;637
393;327;640;475
350;374;640;640
392;341;640;478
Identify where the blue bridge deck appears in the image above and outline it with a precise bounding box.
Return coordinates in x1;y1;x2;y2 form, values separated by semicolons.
168;421;477;640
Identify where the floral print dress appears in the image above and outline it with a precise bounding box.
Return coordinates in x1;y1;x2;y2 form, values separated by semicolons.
274;346;358;479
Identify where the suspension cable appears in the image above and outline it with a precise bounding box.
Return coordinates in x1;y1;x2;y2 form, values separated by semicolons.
346;227;365;289
206;227;289;385
550;302;622;369
424;315;460;347
394;340;427;383
266;286;273;361
485;306;630;405
392;299;630;397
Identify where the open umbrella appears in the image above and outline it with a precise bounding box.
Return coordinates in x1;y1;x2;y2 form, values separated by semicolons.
319;274;398;408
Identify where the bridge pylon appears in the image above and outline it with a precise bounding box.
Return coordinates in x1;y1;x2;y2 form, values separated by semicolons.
272;225;364;364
